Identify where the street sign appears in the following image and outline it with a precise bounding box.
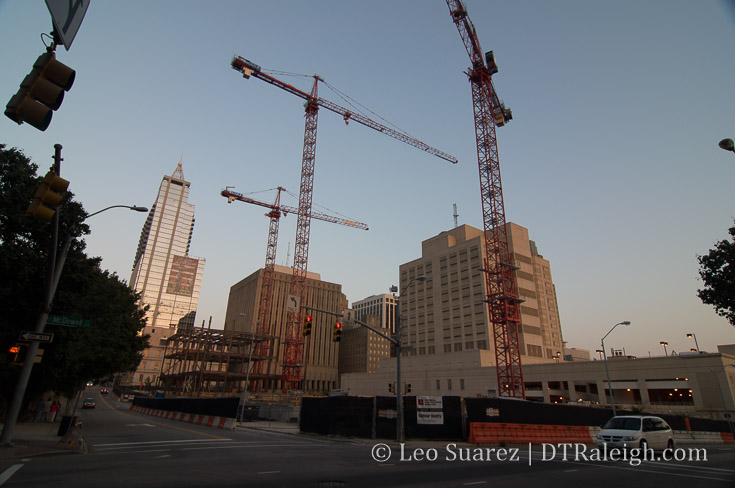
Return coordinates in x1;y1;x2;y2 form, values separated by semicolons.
47;314;92;328
287;294;300;313
45;0;90;50
18;331;54;343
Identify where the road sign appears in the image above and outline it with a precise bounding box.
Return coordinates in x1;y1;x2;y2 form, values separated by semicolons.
287;295;300;313
18;331;54;343
45;0;90;50
47;314;92;328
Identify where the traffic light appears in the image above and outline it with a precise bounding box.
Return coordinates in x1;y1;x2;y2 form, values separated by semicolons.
303;315;313;337
5;51;76;131
332;321;342;342
25;170;70;221
7;343;26;365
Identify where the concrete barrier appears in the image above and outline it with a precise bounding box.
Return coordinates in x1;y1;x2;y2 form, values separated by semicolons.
129;405;235;430
468;422;593;445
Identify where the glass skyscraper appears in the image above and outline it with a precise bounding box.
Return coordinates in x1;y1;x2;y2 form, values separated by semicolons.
127;161;205;386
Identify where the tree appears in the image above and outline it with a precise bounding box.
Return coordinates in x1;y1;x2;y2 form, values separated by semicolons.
0;144;149;414
697;220;735;327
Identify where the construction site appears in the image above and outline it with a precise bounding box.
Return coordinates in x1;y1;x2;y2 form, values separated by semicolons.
154;0;524;403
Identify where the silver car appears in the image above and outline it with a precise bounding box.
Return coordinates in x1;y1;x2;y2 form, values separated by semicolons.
596;415;675;451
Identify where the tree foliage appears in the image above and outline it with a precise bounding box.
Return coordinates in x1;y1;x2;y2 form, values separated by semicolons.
697;221;735;327
0;144;149;411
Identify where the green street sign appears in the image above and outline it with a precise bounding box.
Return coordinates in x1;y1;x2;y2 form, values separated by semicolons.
47;314;92;328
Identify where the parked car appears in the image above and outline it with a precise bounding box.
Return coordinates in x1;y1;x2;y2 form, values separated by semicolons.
82;398;96;409
596;415;674;451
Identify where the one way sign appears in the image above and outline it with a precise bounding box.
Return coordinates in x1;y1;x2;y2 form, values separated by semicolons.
19;331;54;343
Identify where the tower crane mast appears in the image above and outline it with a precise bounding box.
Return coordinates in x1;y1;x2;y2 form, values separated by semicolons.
231;55;457;392
221;187;368;392
446;0;524;398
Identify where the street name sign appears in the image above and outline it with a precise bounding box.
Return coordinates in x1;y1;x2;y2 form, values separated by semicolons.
47;314;92;328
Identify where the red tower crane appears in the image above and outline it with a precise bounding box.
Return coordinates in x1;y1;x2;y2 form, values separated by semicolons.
221;187;368;391
446;0;525;398
231;55;457;391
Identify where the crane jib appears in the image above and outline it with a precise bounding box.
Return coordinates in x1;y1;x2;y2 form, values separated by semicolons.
231;54;458;165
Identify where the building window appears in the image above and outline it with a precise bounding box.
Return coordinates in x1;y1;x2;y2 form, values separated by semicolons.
460;379;465;390
447;379;452;390
436;380;441;390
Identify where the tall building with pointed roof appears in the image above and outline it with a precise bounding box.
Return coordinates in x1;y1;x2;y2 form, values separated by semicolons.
127;161;205;386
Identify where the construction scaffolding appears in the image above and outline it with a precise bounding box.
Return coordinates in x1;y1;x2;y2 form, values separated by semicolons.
158;326;277;397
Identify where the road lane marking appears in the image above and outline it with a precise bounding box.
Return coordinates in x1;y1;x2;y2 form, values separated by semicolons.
463;482;488;486
94;438;231;447
106;407;230;439
0;464;24;486
257;471;281;475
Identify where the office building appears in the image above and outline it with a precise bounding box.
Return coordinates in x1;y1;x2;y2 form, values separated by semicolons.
127;161;205;386
224;264;346;394
352;294;398;334
339;314;392;375
397;223;564;363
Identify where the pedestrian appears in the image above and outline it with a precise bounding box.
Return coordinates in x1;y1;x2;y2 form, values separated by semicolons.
49;400;59;422
33;399;44;422
41;398;51;422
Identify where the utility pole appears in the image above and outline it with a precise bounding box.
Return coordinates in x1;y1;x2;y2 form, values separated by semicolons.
1;144;64;446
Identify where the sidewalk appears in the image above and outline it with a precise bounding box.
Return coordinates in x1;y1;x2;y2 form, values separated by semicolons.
0;420;83;460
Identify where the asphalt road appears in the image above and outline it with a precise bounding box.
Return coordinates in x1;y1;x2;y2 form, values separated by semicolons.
1;389;734;487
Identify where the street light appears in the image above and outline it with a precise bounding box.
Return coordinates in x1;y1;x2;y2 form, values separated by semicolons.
718;138;734;154
601;320;630;416
86;204;148;219
0;201;148;446
391;274;426;443
686;333;700;353
660;341;669;356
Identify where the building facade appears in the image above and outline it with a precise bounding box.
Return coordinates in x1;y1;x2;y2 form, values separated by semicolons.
352;294;398;335
341;349;735;419
127;161;205;386
339;314;392;375
224;264;346;394
397;223;564;364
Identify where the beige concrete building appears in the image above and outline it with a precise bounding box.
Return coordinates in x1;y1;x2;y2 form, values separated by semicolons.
397;223;564;363
339;314;391;375
224;264;345;394
127;162;205;387
341;348;735;419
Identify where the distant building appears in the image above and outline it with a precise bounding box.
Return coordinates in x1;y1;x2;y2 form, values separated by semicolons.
397;223;564;363
563;342;591;362
352;294;398;334
127;161;205;387
224;265;345;394
339;314;391;374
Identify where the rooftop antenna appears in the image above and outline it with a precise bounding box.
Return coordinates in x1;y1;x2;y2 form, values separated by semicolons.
453;203;459;228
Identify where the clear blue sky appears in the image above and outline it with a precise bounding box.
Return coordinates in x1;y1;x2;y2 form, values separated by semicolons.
2;1;734;358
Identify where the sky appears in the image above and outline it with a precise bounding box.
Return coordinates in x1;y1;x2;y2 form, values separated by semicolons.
1;0;734;359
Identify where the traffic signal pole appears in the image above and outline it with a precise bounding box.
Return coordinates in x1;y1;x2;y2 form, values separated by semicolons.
1;144;65;446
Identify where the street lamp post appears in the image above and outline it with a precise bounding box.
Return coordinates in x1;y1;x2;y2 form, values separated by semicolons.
660;341;669;357
686;333;700;353
601;321;631;416
391;274;425;443
0;201;148;446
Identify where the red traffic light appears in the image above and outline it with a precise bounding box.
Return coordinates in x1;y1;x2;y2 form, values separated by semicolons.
336;322;342;329
9;346;20;354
